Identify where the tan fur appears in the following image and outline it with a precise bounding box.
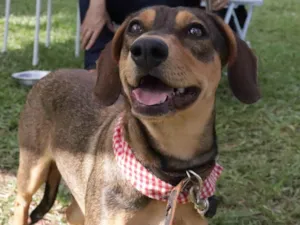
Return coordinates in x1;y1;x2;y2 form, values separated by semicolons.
66;198;84;225
129;201;208;225
137;9;156;30
13;6;260;225
175;10;201;29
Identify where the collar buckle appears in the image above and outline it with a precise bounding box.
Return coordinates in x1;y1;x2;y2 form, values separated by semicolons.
186;170;210;216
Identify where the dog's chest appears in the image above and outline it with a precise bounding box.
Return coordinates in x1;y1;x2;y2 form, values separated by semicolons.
125;201;207;225
102;154;149;208
101;159;206;225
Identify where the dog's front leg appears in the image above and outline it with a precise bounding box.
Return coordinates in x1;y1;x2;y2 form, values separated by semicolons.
83;164;126;225
84;180;131;225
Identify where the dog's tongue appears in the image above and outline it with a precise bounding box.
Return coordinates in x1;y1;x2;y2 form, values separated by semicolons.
132;88;171;105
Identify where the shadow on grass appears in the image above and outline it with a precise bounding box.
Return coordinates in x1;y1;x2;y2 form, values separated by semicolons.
0;39;84;174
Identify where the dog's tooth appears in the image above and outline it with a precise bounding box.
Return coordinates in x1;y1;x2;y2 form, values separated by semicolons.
160;96;168;104
178;88;185;94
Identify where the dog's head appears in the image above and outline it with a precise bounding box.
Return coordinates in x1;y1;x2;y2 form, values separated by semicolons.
95;6;260;119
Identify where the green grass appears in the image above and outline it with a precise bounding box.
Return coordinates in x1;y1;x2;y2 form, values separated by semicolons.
0;0;299;224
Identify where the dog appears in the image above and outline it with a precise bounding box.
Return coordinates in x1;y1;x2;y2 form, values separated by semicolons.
13;5;260;225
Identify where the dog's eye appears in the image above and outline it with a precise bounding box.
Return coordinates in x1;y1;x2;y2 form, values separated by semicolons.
187;23;206;38
128;21;144;34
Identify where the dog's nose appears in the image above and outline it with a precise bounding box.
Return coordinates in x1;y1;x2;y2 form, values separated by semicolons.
130;38;168;69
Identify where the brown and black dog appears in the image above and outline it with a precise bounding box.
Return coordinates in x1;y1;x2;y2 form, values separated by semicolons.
13;5;260;225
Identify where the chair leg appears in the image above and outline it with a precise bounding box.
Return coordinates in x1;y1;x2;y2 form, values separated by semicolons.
46;0;52;48
2;0;11;53
75;2;81;57
33;0;42;66
240;5;254;40
224;3;235;24
232;10;243;39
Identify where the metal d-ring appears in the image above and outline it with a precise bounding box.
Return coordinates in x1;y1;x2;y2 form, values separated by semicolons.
186;170;203;186
186;170;209;216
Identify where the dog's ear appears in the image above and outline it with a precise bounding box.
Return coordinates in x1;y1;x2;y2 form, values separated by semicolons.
94;42;121;106
112;18;130;62
210;15;261;104
94;21;129;106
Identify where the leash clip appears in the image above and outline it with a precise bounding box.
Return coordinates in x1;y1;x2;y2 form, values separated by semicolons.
186;170;209;217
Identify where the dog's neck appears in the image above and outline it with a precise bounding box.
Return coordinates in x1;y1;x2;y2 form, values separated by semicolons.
141;112;215;161
122;99;218;184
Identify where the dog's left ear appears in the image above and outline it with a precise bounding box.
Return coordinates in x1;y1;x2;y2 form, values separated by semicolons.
210;15;261;104
94;20;130;106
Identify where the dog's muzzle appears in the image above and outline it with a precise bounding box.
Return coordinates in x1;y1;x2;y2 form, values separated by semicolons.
130;37;169;70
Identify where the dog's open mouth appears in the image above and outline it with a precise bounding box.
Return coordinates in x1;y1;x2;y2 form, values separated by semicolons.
131;76;200;116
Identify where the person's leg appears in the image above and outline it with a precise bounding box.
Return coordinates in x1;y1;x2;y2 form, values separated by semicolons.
79;0;114;70
107;0;201;25
84;26;114;70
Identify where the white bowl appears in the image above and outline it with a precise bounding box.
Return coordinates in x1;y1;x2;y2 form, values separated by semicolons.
12;70;50;86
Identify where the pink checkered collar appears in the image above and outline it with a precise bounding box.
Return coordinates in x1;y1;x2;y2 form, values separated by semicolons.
113;115;223;204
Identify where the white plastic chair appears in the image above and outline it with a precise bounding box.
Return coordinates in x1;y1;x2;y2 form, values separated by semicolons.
201;0;263;40
224;0;263;40
2;0;81;66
